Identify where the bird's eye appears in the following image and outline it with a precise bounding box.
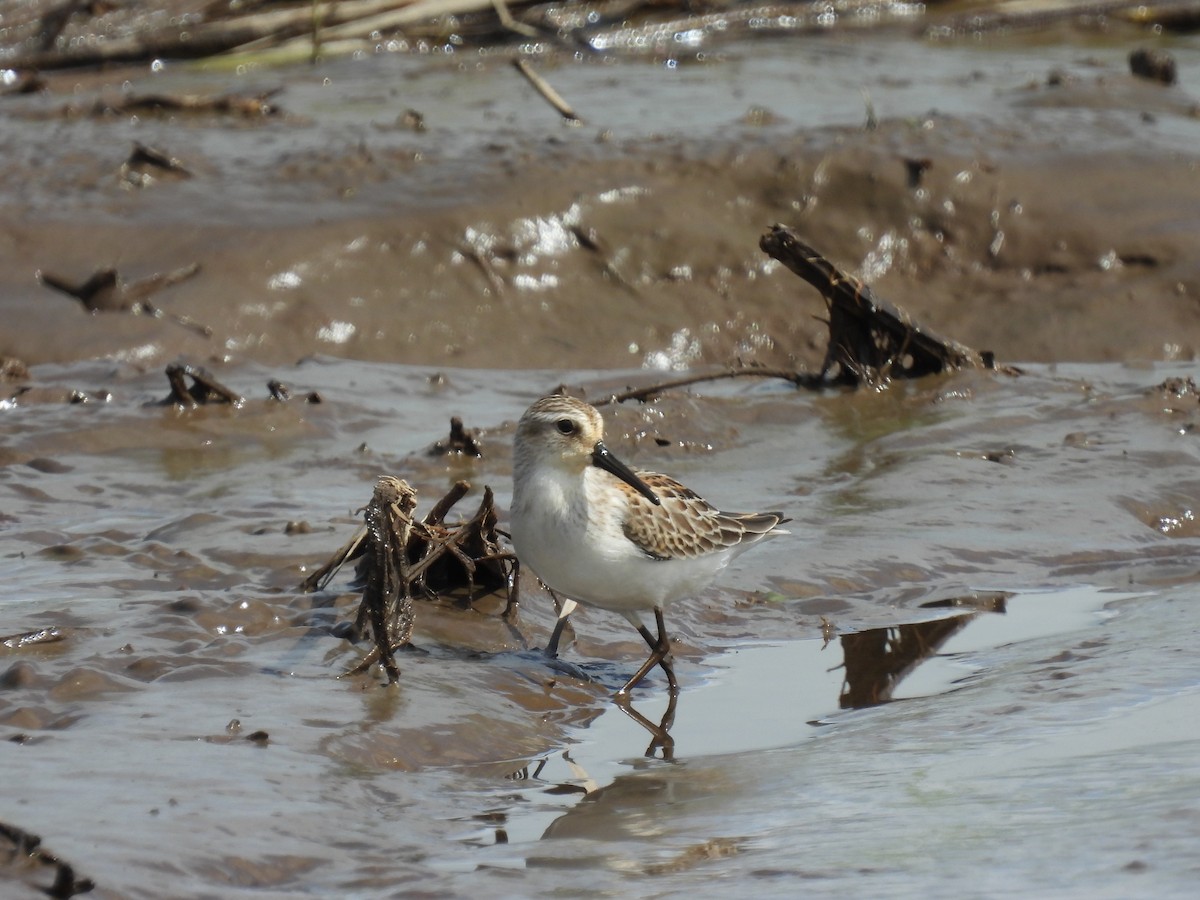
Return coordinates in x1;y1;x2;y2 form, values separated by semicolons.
555;419;576;435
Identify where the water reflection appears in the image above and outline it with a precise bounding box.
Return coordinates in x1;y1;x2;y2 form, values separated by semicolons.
840;593;1008;709
615;693;678;760
508;592;1019;844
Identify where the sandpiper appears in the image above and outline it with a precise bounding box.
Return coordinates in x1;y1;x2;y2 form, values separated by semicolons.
509;395;788;696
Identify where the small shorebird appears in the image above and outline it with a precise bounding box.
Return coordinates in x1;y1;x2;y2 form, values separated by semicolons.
510;395;788;697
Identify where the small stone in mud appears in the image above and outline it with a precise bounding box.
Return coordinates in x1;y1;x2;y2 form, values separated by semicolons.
1045;68;1076;87
37;544;84;561
121;141;192;188
1129;48;1176;85
285;520;313;535
399;108;426;131
741;105;779;126
904;156;932;188
0;357;29;381
166;597;202;614
1153;375;1197;399
246;730;270;744
267;379;320;403
24;457;73;474
0;661;39;690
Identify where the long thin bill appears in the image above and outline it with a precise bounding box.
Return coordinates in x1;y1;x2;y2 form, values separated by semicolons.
591;441;661;506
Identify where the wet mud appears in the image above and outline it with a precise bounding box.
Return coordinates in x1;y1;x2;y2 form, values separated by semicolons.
3;5;1200;898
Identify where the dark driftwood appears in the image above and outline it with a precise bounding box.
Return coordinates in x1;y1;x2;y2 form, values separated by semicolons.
345;477;420;683
302;476;517;682
160;363;244;407
429;417;483;457
760;224;1003;386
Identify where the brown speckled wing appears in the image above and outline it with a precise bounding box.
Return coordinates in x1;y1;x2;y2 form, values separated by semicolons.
618;472;787;561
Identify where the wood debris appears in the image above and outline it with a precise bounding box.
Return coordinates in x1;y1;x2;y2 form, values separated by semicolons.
302;476;516;683
760;224;1012;386
429;417;482;457
512;58;582;124
161;363;245;407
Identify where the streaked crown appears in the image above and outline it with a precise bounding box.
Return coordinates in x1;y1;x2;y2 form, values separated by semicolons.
515;395;606;470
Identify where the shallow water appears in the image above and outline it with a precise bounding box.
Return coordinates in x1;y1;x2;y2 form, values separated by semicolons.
4;8;1200;897
5;358;1200;897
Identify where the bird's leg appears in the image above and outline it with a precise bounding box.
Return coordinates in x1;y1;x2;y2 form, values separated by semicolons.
617;608;678;696
544;595;577;658
615;691;677;760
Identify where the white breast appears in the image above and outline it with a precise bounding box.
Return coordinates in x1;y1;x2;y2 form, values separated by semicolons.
510;466;730;612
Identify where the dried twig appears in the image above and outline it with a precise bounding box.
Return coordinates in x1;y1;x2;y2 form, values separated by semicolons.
343;476;420;683
512;58;582;124
491;0;540;38
592;366;818;405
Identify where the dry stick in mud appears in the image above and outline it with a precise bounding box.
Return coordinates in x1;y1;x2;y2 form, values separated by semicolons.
512;58;582;123
344;477;420;683
759;224;1008;386
160;363;245;407
555;225;1012;406
302;476;518;683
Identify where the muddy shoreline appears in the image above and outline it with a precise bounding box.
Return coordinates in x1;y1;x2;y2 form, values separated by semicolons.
3;10;1200;899
3;18;1199;374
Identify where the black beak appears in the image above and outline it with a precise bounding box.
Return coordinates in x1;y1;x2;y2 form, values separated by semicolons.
592;441;661;506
